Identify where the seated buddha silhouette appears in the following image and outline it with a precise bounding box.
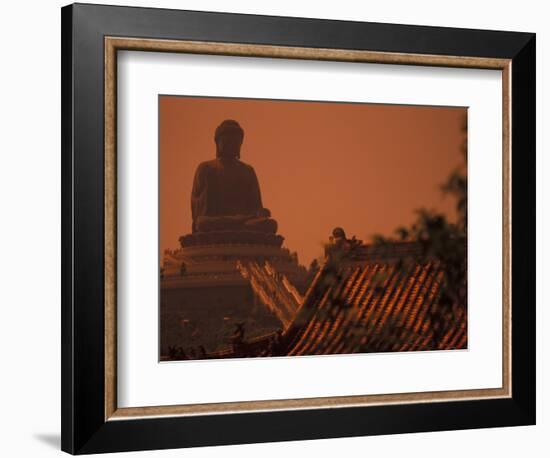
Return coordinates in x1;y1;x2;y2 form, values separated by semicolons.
190;119;278;235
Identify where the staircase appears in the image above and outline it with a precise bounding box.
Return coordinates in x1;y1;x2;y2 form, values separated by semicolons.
237;260;303;330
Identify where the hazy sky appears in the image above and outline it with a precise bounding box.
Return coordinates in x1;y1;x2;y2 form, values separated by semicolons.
160;96;466;267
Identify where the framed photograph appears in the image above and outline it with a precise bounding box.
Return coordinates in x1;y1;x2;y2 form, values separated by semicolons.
61;3;536;454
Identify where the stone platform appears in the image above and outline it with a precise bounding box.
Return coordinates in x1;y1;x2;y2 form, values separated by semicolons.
160;232;308;357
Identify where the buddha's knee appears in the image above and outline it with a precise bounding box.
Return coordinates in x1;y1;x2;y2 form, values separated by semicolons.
245;217;278;234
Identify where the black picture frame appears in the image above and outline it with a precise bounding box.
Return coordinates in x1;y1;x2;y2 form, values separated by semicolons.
61;3;535;454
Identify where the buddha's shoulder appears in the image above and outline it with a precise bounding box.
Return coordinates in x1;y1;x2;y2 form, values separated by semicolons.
195;159;218;172
236;160;255;173
196;159;255;172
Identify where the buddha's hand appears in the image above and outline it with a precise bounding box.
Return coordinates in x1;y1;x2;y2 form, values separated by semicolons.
257;208;271;218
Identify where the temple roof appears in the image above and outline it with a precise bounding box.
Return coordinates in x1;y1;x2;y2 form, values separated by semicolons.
185;240;467;360
284;255;466;356
249;240;465;356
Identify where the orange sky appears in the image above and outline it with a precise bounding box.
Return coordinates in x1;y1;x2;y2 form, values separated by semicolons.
160;96;466;267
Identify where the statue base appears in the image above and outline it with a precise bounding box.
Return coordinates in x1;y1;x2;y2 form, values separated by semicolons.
179;230;284;248
160;232;308;358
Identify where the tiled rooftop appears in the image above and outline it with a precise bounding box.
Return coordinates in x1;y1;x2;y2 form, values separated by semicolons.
236;240;467;357
190;240;467;360
284;256;467;356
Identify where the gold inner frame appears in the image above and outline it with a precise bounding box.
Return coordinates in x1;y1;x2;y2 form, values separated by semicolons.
104;36;512;421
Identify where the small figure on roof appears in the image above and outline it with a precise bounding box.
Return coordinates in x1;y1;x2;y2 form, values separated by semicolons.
325;227;363;262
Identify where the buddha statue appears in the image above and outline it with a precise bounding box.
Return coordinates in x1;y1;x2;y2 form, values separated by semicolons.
190;119;278;235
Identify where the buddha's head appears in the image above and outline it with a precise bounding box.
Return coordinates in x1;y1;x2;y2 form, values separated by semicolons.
214;119;244;160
